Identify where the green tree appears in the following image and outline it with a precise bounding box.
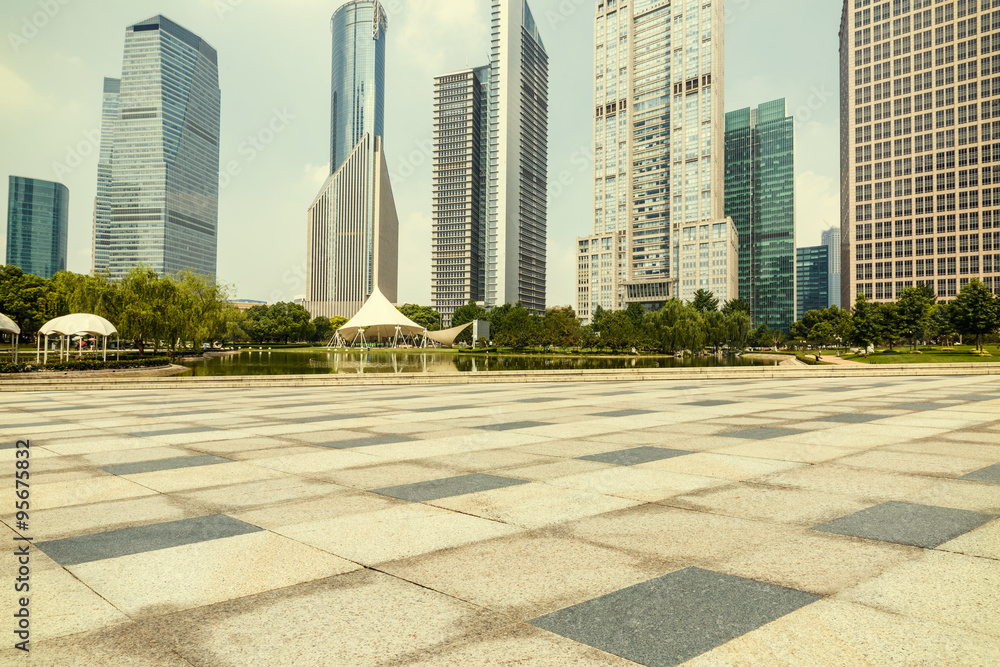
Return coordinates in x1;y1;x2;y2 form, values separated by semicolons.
117;266;169;355
543;306;582;347
927;303;958;347
312;316;333;343
721;298;750;317
494;303;538;349
624;302;646;329
452;300;487;344
725;311;752;352
808;321;836;347
704;310;727;352
398;304;441;331
691;289;719;313
0;265;58;341
896;286;934;352
879;302;903;350
598;310;637;350
951;279;1000;353
847;293;881;352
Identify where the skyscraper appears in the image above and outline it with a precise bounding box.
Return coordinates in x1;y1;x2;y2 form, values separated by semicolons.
822;227;842;308
6;176;69;279
797;245;831;319
486;0;548;313
576;0;736;323
431;66;489;325
94;15;220;280
725;99;796;332
841;1;1000;303
306;0;398;319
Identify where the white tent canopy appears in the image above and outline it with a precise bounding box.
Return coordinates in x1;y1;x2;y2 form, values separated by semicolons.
37;313;119;363
425;322;472;348
1;313;20;364
336;287;425;343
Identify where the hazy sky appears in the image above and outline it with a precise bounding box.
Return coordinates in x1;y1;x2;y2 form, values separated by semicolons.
0;0;842;307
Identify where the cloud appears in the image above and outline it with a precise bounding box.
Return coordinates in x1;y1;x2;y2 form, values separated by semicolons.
796;170;840;248
302;162;329;189
0;63;38;113
389;0;489;74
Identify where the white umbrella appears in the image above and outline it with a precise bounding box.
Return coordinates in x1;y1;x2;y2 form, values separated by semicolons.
0;313;20;364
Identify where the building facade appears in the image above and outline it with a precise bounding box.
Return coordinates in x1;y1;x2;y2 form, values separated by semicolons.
841;0;1000;304
797;245;831;318
576;0;736;324
725;99;796;332
306;1;397;320
431;67;489;325
822;226;842;307
93;15;220;280
6;176;69;279
486;0;548;313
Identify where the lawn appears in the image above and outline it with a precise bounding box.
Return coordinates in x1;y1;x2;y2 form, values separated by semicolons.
845;345;1000;364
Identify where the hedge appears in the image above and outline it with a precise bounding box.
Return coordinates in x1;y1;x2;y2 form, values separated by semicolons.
0;357;172;374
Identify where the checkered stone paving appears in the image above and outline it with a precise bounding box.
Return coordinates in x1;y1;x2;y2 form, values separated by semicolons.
2;374;1000;664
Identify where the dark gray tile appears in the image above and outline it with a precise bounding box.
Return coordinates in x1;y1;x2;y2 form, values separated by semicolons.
579;447;693;466
148;410;216;418
814;413;890;424
530;567;820;667
514;397;563;403
950;394;1000;402
592;409;657;418
407;405;477;413
1;422;66;431
37;515;262;566
371;473;529;502
719;427;805;440
26;405;98;413
126;426;220;437
812;501;996;548
594;391;637;397
892;402;949;411
960;463;1000;484
754;393;798;400
283;414;362;423
685;400;738;407
318;434;417;449
816;387;856;392
100;455;232;476
474;421;549;431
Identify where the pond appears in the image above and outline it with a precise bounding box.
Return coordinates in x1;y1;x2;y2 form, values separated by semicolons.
179;349;779;376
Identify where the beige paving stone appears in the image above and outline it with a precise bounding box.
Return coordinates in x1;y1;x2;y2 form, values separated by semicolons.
176;477;349;512
273;503;522;565
321;461;457;490
184;436;317;454
938;431;1000;445
639;452;804;481
223;444;329;461
884;439;1000;462
68;530;359;617
41;436;167;457
381;533;675;620
937;519;1000;559
513;438;640;458
119;461;289;493
546;466;726;502
759;463;939;502
836;449;991;477
231;491;403;530
711;440;857;463
665;483;871;526
904;479;1000;513
416;448;558;473
32;476;158;511
14;494;204;541
685;599;1000;667
429;482;639;529
836;550;1000;638
247;448;380;474
770;428;909;449
137;570;507;667
27;467;111;485
564;505;785;566
362;432;546;462
79;446;197;467
0;623;192;666
0;566;129;642
502;458;616;481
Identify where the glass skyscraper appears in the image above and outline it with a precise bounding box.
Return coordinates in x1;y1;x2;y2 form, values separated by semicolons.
576;0;736;323
306;1;397;320
725;99;796;332
330;0;386;175
93;15;220;280
6;176;69;279
822;227;842;308
797;245;831;319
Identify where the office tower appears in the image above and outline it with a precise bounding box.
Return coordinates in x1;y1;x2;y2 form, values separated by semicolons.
797;245;831;318
576;0;736;324
431;66;489;326
486;0;548;313
93;15;220;280
841;1;1000;304
822;226;842;307
306;1;398;319
725;99;796;332
6;176;69;279
92;77;119;275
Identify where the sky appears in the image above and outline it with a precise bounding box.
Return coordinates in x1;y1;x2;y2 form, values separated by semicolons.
0;0;843;308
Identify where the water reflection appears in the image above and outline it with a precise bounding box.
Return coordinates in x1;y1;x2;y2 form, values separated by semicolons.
180;349;778;377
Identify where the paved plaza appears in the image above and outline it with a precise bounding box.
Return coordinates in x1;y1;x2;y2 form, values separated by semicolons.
1;375;999;665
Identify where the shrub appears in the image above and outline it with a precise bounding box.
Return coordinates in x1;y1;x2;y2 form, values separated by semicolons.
0;357;171;373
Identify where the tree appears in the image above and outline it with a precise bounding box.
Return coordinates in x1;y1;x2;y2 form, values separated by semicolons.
399;304;441;331
847;293;881;352
895;286;934;352
721;298;750;317
494;303;538;349
452;300;487;344
879;302;903;350
543;306;582;347
951;279;1000;353
312;316;333;343
927;303;958;347
599;310;636;350
624;302;646;329
725;311;752;352
704;310;727;352
808;321;836;347
117;266;169;354
0;265;59;341
691;289;719;313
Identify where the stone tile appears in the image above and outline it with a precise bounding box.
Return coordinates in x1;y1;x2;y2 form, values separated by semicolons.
80;446;197;467
122;461;289;493
836;449;990;477
591;409;657;418
231;490;402;530
125;426;220;437
245;449;379;474
0;624;194;666
836;550;1000;638
712;440;855;464
38;514;264;566
718;427;806;440
68;530;359;617
547;467;725;502
318;434;418;449
372;473;530;502
686;400;739;407
684;599;1000;667
31;476;158;511
668;484;871;527
15;495;205;542
175;477;349;512
530;567;819;667
760;464;939;502
937;519;1000;559
100;454;231;476
906;478;1000;514
474;420;550;431
813;501;996;548
640;452;803;481
322;461;460;489
814;413;891;423
893;402;949;411
961;462;1000;483
578;446;694;466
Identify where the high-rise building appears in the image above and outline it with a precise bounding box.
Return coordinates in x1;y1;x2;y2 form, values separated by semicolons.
841;1;1000;304
822;227;842;308
576;0;736;324
92;77;119;275
431;66;489;325
486;0;548;313
93;15;220;280
6;176;69;279
797;245;830;319
306;1;398;319
725;99;796;332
